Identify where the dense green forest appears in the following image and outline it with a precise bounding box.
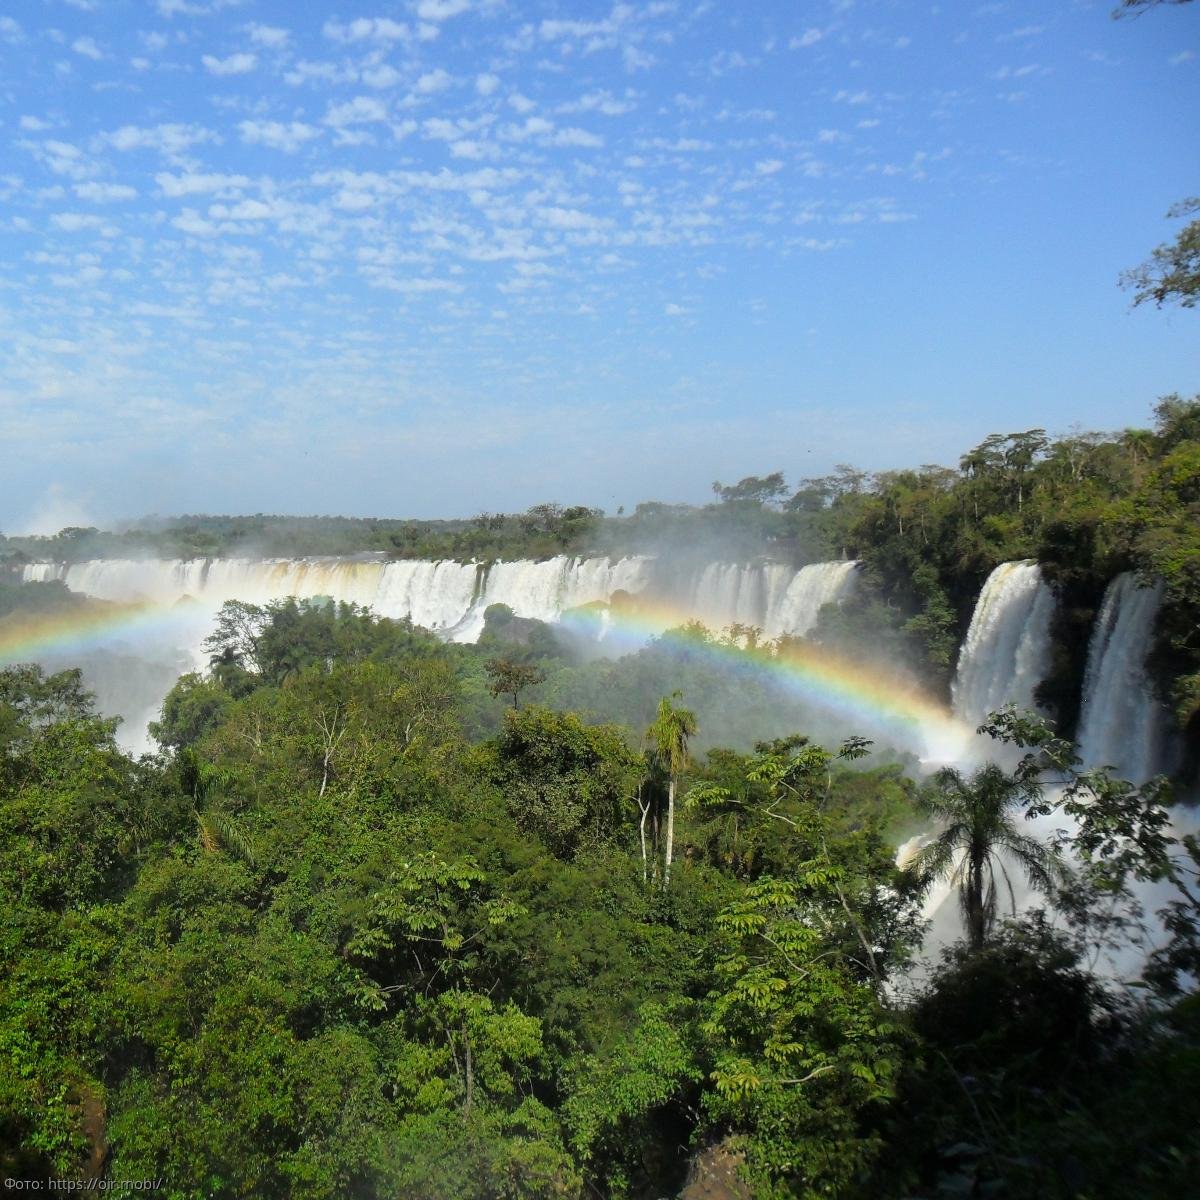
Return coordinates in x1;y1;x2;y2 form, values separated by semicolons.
1;590;1198;1197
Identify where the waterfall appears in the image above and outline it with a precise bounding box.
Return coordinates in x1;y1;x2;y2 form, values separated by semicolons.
1076;573;1168;783
22;555;857;644
952;560;1056;728
763;561;860;639
639;559;857;639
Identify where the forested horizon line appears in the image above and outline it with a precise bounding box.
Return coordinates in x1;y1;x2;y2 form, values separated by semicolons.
2;393;1196;567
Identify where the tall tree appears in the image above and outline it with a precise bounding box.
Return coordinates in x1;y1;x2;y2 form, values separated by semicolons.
484;658;546;709
914;763;1064;950
646;694;697;886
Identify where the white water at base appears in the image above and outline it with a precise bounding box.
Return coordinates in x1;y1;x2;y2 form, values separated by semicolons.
951;560;1056;730
1076;572;1169;784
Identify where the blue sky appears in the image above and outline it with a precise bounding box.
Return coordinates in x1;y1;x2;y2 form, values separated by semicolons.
1;0;1197;531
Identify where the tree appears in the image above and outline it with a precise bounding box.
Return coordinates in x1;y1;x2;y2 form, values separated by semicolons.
646;694;697;886
711;472;788;507
148;672;232;752
914;762;1065;951
487;706;642;859
484;658;545;709
1121;198;1200;310
203;599;268;676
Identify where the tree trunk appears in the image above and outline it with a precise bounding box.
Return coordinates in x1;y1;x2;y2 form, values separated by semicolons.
463;1027;473;1115
967;848;986;951
638;787;650;885
664;776;677;886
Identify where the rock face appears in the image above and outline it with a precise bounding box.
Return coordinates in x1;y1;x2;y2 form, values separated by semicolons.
678;1141;752;1200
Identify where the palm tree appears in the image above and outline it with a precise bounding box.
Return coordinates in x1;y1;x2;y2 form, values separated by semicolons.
914;763;1064;951
647;694;697;886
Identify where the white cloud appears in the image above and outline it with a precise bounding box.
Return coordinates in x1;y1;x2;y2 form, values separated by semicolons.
202;52;257;76
51;212;107;232
539;15;619;41
1169;50;1195;66
171;207;217;235
539;206;611;231
755;159;784;175
623;46;654;72
335;189;376;211
74;182;137;202
391;278;462;294
208;198;292;221
238;119;320;152
156;170;250;197
104;123;217;156
325;96;389;126
558;90;635;116
284;60;357;86
549;126;603;148
323;17;411;44
448;139;495;160
362;64;404;88
23;139;94;180
72;36;103;61
1000;25;1045;41
246;23;290;48
20;116;52;132
416;0;471;19
415;68;452;94
157;0;249;15
0;17;24;42
476;72;500;95
790;29;823;49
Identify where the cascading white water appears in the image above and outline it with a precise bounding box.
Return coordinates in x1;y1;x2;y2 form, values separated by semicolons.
763;561;860;639
22;555;858;644
1076;572;1168;783
952;560;1056;729
452;555;657;642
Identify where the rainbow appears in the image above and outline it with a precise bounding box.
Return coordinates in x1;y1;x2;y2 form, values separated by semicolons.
557;598;975;763
0;586;975;763
0;598;207;665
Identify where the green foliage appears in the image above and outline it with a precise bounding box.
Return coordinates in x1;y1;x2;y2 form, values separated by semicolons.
702;875;904;1198
148;672;232;751
485;705;642;859
2;577;1199;1197
914;762;1066;950
484;657;547;708
1121;197;1200;309
876;915;1200;1200
564;1002;703;1198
